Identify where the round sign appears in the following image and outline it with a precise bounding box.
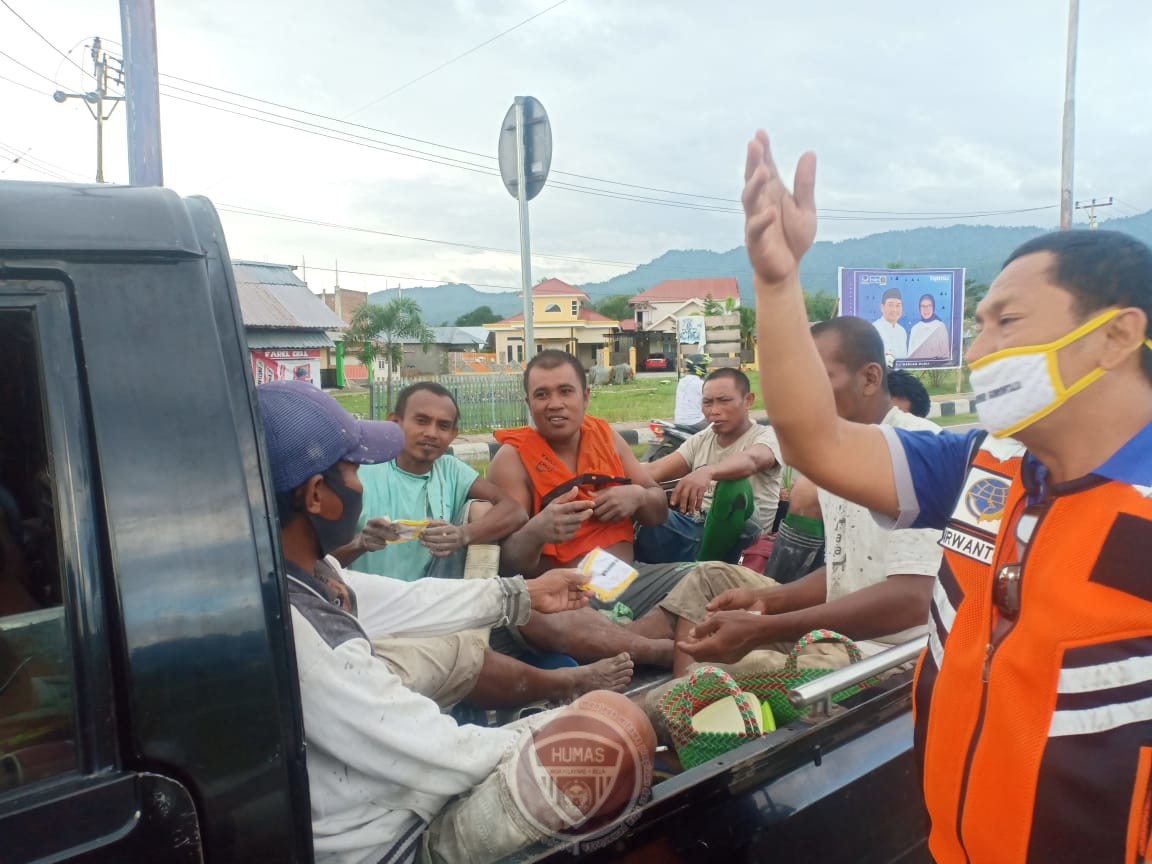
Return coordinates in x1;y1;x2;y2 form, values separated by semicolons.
498;96;552;201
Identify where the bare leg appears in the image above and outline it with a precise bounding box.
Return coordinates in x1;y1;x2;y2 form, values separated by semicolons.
466;649;634;708
672;616;700;677
629;607;677;641
520;608;674;667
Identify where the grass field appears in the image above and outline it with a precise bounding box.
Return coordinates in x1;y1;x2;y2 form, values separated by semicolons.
330;368;973;427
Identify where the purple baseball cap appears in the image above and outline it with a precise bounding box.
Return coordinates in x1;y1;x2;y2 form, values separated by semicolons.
256;380;404;492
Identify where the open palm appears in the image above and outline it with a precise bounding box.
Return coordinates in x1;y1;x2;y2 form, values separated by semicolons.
742;130;818;284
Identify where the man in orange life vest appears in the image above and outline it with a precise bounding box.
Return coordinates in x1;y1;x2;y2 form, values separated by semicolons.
698;129;1152;863
489;350;689;666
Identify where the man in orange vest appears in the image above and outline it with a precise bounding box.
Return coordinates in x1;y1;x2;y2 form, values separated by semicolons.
489;350;690;666
685;130;1152;863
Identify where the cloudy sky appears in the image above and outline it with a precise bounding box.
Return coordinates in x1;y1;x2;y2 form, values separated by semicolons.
3;0;1150;298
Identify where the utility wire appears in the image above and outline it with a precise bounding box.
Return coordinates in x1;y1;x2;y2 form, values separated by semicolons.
0;144;72;181
168;85;1056;221
0;47;60;87
215;204;719;272
153;61;1072;218
346;0;571;117
301;264;518;292
0;70;47;95
0;0;91;79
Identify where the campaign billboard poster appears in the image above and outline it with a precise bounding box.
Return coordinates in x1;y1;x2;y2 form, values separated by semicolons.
837;268;965;369
250;349;322;386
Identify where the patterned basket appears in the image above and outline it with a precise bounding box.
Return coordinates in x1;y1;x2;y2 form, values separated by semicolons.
731;628;870;726
659;629;874;769
659;665;764;770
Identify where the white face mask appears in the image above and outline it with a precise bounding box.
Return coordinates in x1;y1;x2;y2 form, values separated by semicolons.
968;308;1152;438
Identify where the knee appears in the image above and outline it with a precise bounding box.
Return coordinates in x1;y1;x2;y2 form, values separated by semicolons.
465;500;492;523
535;690;656;821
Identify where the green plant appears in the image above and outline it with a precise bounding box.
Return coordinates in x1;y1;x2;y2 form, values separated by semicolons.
345;298;434;412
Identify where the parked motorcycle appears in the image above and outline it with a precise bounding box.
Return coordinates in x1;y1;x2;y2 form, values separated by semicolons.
642;418;707;461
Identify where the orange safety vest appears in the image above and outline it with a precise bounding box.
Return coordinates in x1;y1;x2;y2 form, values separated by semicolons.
917;435;1152;863
494;416;635;564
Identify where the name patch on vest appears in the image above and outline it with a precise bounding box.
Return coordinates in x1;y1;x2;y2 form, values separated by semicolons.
940;466;1010;564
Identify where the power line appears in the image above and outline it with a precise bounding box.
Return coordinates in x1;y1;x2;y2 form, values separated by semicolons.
0;0;91;79
0;47;59;87
0;143;74;181
215;203;716;272
169;85;1057;222
153;64;1067;219
0;70;47;95
347;0;571;117
301;264;517;292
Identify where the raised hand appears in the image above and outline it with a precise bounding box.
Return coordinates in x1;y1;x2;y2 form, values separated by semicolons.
527;568;594;613
742;130;817;285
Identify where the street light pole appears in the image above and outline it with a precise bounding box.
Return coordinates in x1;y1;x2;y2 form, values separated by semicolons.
1059;0;1080;230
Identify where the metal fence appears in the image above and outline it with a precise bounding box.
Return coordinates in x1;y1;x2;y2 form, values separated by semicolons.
370;374;527;432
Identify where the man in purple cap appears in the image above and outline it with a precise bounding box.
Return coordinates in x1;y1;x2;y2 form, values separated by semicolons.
256;380;655;864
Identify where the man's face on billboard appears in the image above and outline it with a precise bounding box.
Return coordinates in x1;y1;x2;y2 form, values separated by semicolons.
881;297;903;323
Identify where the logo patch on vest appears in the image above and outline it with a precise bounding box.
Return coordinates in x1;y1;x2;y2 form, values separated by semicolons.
940;466;1010;564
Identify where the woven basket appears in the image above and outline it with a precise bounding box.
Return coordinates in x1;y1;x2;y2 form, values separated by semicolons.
659;629;874;768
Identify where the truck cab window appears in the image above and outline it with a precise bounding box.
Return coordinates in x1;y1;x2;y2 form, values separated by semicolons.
0;309;76;792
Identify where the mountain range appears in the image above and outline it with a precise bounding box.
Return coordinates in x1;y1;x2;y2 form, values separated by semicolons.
369;210;1152;322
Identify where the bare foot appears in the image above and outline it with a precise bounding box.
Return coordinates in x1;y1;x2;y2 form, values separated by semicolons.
563;653;634;697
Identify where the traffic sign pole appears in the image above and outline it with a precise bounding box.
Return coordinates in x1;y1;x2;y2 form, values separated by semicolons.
514;97;534;358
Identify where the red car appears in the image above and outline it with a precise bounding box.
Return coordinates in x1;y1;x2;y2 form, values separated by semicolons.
642;353;670;371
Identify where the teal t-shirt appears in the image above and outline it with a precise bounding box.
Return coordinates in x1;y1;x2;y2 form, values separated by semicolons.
355;456;479;581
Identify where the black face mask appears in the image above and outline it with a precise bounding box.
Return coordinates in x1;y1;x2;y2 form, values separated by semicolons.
307;467;363;556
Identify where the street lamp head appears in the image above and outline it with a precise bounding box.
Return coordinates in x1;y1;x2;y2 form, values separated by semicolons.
52;90;67;103
84;92;99;104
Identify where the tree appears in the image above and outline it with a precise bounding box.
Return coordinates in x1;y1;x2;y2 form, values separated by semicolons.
738;306;756;350
345;297;434;412
454;305;501;327
803;291;837;321
701;294;739;316
594;294;632;322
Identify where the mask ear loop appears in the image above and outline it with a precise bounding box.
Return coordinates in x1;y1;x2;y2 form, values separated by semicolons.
990;309;1130;439
968;307;1124;372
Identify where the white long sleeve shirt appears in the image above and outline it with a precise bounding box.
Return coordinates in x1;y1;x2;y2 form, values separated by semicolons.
287;557;531;864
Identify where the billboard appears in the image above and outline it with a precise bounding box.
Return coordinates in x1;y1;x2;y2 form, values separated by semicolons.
837;268;965;369
250;349;322;386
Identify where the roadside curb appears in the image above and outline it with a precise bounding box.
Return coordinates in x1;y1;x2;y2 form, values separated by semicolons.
928;399;975;419
448;400;974;461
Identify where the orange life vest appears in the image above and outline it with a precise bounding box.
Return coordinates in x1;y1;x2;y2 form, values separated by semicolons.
917;435;1152;863
494;416;634;564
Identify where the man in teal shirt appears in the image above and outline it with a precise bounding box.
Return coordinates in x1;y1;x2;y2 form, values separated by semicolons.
335;382;526;581
334;381;637;706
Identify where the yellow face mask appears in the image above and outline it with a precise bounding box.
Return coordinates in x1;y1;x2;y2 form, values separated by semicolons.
968;308;1152;438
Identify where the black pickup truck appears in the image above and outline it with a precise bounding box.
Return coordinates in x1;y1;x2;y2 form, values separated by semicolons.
0;181;929;863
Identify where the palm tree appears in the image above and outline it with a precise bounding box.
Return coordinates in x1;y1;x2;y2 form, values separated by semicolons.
345;297;434;412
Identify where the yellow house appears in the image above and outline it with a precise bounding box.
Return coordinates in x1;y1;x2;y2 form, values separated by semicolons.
485;278;616;368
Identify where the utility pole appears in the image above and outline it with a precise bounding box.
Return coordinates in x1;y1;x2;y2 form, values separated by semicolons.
53;38;123;182
1075;197;1113;229
1059;0;1080;230
119;0;164;185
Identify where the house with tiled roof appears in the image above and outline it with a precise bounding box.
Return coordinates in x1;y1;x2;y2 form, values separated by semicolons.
485;278;615;367
233;260;346;386
627;277;740;333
